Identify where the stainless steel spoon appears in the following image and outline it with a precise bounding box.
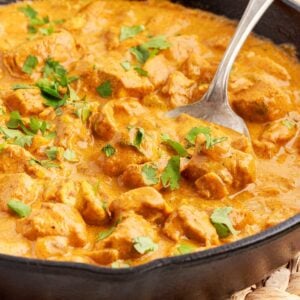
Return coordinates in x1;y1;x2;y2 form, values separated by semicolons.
166;0;274;136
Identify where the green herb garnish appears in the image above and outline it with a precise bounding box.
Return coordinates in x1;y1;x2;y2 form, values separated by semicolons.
96;80;112;98
7;199;31;218
210;207;238;238
161;156;181;190
133;236;158;254
161;133;188;157
22;55;38;75
141;164;159;185
101;144;116;158
119;25;145;41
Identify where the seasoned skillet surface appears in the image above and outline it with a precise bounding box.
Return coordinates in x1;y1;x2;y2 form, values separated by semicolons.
0;0;298;295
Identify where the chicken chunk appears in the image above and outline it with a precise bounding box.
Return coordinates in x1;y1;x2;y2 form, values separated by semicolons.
231;80;292;122
110;187;171;223
43;180;80;207
80;55;153;98
0;145;49;178
0;240;31;257
162;71;197;107
165;35;200;65
95;212;158;259
91;98;146;141
35;236;69;259
254;119;298;158
3;30;80;78
163;205;219;246
17;203;88;247
55;114;92;148
0;173;41;212
79;181;108;225
144;54;174;87
2;89;45;116
182;123;256;199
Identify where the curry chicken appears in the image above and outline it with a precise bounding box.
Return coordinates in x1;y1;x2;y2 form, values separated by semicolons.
0;0;299;268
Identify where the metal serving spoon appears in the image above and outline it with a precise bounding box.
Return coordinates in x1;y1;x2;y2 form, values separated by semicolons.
167;0;274;136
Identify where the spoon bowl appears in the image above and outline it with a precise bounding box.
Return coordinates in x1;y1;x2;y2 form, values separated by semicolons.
167;0;274;136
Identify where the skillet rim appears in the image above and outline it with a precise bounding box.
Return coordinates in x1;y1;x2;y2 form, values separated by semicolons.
0;214;298;274
0;0;299;275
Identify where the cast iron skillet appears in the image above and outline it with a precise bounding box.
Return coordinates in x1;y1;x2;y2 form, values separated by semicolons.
0;0;299;299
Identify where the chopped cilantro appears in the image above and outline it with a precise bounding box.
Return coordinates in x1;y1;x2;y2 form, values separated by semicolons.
282;119;296;130
186;127;211;145
176;243;196;255
141;164;159;185
120;61;131;71
142;35;170;50
63;149;78;162
22;55;38;75
96;80;112;98
133;127;145;149
7;199;31;218
101;144;116;157
18;5;38;19
45;147;59;160
210;207;238;238
130;46;150;64
186;127;227;149
96;226;115;241
161;156;181;190
133;236;158;254
161;133;188;157
119;25;145;41
134;66;148;77
14;135;33;147
111;260;130;268
12;83;35;90
29;158;60;169
75;103;91;123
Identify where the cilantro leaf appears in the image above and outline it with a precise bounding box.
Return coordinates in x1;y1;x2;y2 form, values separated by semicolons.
96;80;112;98
18;5;38;19
6;111;22;129
0;127;23;139
134;66;148;77
22;55;38;75
210;207;238;238
120;61;131;71
133;127;145;149
141;164;159;185
75;103;91;123
119;25;145;41
130;46;150;64
186;127;227;149
133;236;158;254
14;135;33;147
161;133;188;157
29;117;48;134
7;199;31;218
12;84;35;90
36;78;61;99
142;35;170;50
161;156;181;190
186;127;211;145
45;147;59;160
29;158;60;169
101;144;116;157
111;260;130;268
282;119;296;130
96;226;115;241
63;149;78;162
176;243;196;255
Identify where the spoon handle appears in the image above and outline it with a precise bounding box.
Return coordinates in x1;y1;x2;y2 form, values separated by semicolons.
205;0;274;104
